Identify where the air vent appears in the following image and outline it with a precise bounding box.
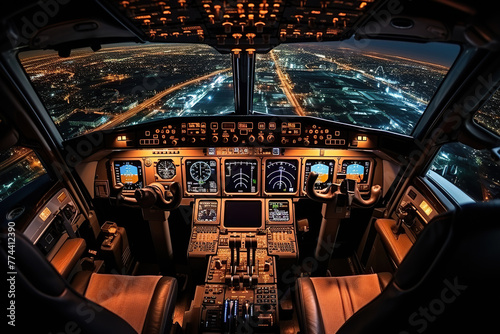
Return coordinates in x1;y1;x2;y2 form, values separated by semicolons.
73;22;99;32
6;206;25;221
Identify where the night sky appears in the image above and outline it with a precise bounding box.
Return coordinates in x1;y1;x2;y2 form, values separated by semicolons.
333;38;460;67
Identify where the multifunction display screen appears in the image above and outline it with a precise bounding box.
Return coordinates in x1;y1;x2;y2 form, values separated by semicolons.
303;159;336;190
337;160;371;184
268;201;290;222
265;159;298;193
224;201;262;228
197;200;218;222
113;160;143;190
185;159;218;193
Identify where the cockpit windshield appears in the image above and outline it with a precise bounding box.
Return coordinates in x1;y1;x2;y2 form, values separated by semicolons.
19;39;459;140
254;40;459;135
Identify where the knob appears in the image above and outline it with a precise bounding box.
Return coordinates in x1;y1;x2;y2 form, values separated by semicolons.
281;138;287;144
232;135;239;143
223;137;229;143
171;139;178;146
304;139;310;146
190;137;196;143
257;135;265;143
248;135;255;143
267;134;275;143
212;135;219;143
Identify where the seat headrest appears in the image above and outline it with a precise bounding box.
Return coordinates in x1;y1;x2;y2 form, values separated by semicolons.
395;199;500;289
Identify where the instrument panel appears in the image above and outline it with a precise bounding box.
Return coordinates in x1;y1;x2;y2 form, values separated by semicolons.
104;148;376;198
105;116;378;151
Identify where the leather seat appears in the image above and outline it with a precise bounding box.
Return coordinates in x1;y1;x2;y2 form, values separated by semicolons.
1;231;177;334
296;273;392;333
295;200;500;333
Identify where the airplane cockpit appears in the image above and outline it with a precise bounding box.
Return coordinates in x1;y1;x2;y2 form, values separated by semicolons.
1;0;500;333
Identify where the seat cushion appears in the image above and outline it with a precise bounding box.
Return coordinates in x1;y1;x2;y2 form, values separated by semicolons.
296;273;391;334
80;273;177;334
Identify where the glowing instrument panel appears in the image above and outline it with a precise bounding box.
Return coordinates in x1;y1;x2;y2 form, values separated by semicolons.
134;117;351;149
107;149;376;198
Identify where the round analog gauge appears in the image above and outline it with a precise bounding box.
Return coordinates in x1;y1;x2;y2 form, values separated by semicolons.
156;159;176;179
190;161;212;183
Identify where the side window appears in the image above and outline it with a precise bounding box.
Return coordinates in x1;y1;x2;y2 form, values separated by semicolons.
474;87;500;136
426;142;500;203
0;147;47;202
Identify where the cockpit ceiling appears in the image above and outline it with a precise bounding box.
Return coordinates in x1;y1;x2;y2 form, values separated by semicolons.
3;0;499;54
108;0;378;51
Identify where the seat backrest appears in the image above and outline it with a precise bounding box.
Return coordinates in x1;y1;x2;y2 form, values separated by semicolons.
338;200;500;333
0;230;137;334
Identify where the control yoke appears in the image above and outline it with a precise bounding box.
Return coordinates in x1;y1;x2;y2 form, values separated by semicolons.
114;181;182;276
135;182;182;211
114;182;181;211
305;171;381;276
306;171;381;207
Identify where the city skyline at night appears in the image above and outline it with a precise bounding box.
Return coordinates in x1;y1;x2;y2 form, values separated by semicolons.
19;40;459;139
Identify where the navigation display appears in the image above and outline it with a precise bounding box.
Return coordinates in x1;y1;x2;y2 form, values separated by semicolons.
113;160;143;190
303;159;336;190
265;159;298;194
337;160;371;184
185;159;218;193
224;159;258;194
197;200;218;222
268;201;290;222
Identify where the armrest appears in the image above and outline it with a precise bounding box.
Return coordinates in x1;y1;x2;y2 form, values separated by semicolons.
375;219;413;266
50;238;86;278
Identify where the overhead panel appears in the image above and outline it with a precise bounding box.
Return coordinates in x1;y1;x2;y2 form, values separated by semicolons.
108;0;379;51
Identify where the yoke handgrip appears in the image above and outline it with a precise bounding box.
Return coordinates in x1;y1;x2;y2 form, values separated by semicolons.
354;184;382;207
305;171;337;203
